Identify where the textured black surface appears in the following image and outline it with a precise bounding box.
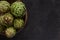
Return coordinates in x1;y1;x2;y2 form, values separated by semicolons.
0;0;60;40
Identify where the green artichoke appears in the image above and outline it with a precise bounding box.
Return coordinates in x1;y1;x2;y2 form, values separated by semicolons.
5;27;16;38
14;19;24;29
0;1;10;13
0;13;14;26
11;1;26;17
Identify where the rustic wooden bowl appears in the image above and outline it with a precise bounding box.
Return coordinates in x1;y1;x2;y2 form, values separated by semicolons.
0;0;28;38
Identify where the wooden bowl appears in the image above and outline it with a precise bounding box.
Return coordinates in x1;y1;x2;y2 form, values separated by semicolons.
0;0;28;38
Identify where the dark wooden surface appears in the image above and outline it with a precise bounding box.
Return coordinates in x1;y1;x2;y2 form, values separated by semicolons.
0;0;60;40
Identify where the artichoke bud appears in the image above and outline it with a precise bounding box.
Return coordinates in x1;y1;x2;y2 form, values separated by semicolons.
5;27;16;38
14;19;24;29
0;1;10;13
11;1;26;17
3;13;14;26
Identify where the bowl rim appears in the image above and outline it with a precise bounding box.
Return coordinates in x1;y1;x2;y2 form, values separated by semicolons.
17;10;28;33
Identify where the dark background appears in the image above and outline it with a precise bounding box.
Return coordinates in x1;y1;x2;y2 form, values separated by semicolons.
0;0;60;40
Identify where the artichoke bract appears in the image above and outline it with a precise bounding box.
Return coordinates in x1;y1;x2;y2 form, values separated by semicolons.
14;19;24;29
0;25;4;33
11;1;26;17
5;27;16;38
0;15;4;25
0;1;10;13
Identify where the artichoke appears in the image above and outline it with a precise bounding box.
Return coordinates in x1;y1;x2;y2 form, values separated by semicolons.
3;13;14;26
14;19;24;29
0;13;14;26
11;1;26;17
5;27;16;38
0;1;10;13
